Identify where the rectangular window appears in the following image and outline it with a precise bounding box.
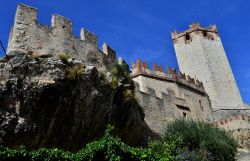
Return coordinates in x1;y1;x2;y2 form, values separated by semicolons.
183;112;187;118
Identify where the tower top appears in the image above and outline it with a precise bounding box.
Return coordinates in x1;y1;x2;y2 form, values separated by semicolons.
171;23;218;42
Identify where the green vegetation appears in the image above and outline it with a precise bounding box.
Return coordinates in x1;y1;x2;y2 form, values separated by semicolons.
162;119;238;161
110;63;136;102
74;125;173;161
58;53;70;64
0;121;238;161
67;64;84;80
110;63;132;89
0;125;173;161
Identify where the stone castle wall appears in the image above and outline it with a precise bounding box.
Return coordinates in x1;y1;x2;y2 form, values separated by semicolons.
214;114;250;131
214;114;250;150
7;4;117;71
132;60;214;133
173;23;244;114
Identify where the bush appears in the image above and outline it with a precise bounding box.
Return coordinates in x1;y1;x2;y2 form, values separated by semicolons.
75;125;163;161
0;125;174;161
110;63;132;89
0;146;30;161
163;119;238;161
110;63;136;102
123;89;134;101
148;139;179;161
0;121;237;161
58;53;70;64
67;64;84;80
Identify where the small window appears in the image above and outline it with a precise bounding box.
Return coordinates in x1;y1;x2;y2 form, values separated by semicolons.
183;112;187;118
176;105;190;111
199;100;203;111
203;31;207;37
185;34;191;41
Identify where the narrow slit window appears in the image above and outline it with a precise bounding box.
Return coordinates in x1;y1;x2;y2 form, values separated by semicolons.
183;112;187;118
199;100;203;111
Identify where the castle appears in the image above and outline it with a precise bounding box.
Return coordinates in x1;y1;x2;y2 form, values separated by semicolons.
132;23;250;133
6;4;250;134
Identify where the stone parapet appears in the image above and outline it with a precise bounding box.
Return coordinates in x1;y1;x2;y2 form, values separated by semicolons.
102;43;116;60
171;23;218;43
81;28;98;46
7;4;99;57
131;59;205;94
52;14;72;33
6;3;118;72
213;114;249;126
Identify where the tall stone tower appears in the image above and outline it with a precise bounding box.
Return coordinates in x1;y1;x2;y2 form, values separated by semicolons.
172;23;244;114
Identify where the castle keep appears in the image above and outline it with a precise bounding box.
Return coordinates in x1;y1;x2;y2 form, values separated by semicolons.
5;4;250;134
172;23;246;118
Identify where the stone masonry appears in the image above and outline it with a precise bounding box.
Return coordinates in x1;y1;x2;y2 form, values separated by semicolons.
131;59;213;133
171;23;250;153
5;4;250;147
172;23;245;118
7;3;117;71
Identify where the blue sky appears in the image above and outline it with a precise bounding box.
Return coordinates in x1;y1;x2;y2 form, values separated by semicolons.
0;0;249;104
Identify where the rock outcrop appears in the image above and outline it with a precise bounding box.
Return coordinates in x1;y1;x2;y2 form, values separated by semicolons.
0;52;155;151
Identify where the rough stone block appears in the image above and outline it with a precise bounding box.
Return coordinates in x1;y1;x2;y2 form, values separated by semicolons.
80;28;98;45
102;43;116;60
52;14;72;33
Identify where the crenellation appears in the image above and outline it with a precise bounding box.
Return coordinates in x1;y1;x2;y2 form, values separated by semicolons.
131;60;205;93
153;64;163;72
213;114;250;131
142;62;148;69
177;71;186;79
7;3;118;71
51;14;72;33
80;28;98;45
16;3;37;22
167;66;177;79
102;43;116;60
7;4;39;54
189;22;200;29
186;75;195;84
171;23;219;43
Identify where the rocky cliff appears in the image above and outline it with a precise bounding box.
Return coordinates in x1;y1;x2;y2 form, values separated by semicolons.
0;52;155;151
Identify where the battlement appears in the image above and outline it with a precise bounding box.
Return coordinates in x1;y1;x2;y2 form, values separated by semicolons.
131;59;205;93
16;3;37;22
7;3;106;60
214;114;249;126
102;43;116;60
81;29;98;46
171;23;218;43
213;114;250;131
52;14;72;33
